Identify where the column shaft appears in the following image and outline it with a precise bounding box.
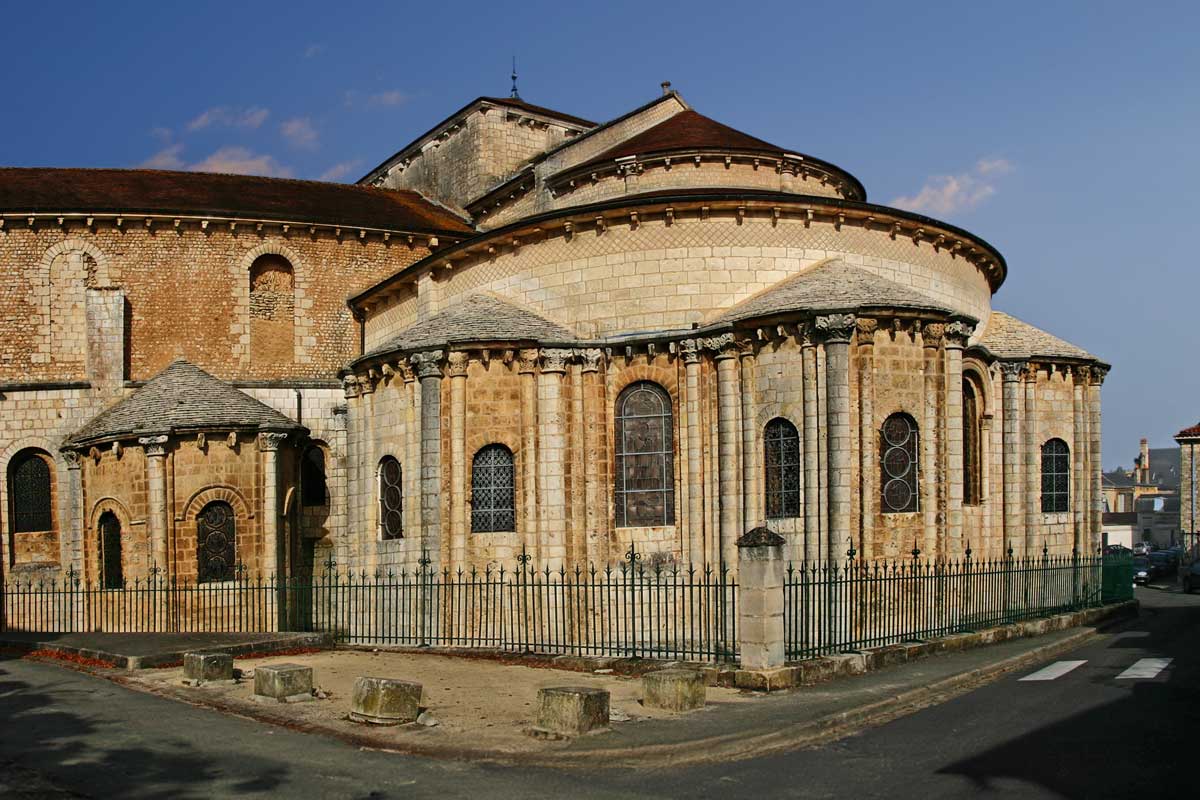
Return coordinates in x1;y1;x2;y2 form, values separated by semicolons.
945;339;965;558
683;343;705;565
1072;372;1086;554
739;348;760;531
1002;364;1023;556
716;348;741;568
802;340;819;563
448;353;468;569
538;350;571;567
1024;369;1039;556
824;338;852;563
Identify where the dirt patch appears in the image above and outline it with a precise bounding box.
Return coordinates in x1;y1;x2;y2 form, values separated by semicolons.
126;649;752;758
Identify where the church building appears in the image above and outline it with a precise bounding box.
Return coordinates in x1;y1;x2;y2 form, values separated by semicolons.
0;84;1108;587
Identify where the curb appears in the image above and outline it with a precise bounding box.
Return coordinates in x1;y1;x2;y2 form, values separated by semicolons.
0;632;335;670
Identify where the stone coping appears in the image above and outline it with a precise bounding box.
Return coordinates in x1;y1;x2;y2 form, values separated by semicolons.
0;631;334;670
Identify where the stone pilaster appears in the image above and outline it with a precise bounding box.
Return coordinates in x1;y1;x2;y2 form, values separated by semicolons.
579;348;605;565
921;323;943;558
1000;361;1024;557
709;334;741;568
681;339;705;566
411;350;443;568
1089;366;1107;552
62;449;84;574
738;340;760;532
139;434;169;573
537;348;571;567
944;321;971;558
518;349;539;559
257;431;289;577
856;318;877;558
1024;363;1039;556
801;331;820;563
1072;366;1087;554
816;314;854;564
447;351;469;569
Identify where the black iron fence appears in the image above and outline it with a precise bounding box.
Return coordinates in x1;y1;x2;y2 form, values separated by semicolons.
1;549;739;663
784;551;1127;661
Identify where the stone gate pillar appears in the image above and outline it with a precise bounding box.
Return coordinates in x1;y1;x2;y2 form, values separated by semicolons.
737;525;786;671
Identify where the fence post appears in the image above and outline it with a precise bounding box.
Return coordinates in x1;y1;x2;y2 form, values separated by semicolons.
737;526;786;670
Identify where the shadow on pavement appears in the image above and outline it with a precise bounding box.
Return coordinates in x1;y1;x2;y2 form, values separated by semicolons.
938;594;1200;798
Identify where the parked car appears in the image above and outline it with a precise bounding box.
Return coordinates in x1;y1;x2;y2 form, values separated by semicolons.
1184;562;1200;593
1149;551;1176;578
1133;542;1151;556
1132;556;1152;584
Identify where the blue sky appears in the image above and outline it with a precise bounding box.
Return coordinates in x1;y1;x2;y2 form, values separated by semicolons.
1;0;1196;466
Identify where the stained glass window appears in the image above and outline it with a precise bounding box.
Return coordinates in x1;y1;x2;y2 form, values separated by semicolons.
1041;439;1070;513
471;445;515;533
881;414;920;513
764;418;801;518
197;501;236;582
615;382;674;527
9;450;52;533
379;456;403;539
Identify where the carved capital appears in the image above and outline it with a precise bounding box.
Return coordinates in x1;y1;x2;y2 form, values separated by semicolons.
257;431;289;452
855;317;879;347
540;348;572;374
1090;364;1109;385
331;405;348;431
944;320;974;348
701;332;738;359
679;338;702;364
359;369;378;395
61;449;81;469
815;313;857;344
342;374;361;399
138;434;169;457
446;350;470;378
578;347;604;373
395;359;415;383
736;338;755;358
517;348;540;374
410;349;444;380
1072;364;1091;383
921;322;945;349
999;361;1025;382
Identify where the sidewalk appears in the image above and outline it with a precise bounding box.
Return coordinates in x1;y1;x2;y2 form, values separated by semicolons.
106;603;1136;767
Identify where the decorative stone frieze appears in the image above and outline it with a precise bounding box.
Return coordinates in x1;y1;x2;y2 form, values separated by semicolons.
815;313;857;343
539;348;572;374
410;350;444;380
138;434;168;457
257;431;289;452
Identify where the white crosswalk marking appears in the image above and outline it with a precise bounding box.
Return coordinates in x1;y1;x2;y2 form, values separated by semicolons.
1116;658;1172;680
1019;660;1087;681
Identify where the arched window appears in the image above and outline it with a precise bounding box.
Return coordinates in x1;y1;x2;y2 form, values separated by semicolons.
963;377;982;505
880;413;920;513
379;457;403;540
249;253;295;366
1041;439;1071;513
614;381;675;527
99;511;123;589
301;445;327;507
8;449;54;534
764;418;801;518
472;445;515;533
197;501;236;582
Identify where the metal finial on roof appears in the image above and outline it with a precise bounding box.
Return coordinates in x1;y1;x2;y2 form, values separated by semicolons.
510;56;520;100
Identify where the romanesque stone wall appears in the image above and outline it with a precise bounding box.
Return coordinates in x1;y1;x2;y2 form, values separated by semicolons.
79;446;149;582
365;215;993;350
0;226;433;384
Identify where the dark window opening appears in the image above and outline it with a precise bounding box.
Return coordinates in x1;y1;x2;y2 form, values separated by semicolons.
472;445;515;533
764;418;801;518
379;457;403;540
881;413;920;513
615;382;675;527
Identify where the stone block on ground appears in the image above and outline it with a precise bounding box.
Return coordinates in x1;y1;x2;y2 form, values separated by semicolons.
642;668;706;711
533;686;609;737
183;652;233;684
253;663;313;702
350;676;422;725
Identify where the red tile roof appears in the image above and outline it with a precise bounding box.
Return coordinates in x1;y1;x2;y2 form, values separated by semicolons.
0;168;473;234
590;109;787;162
1176;423;1200;439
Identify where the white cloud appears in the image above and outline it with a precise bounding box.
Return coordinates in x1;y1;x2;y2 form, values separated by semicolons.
304;43;325;58
139;143;186;170
317;160;361;182
189;147;293;177
280;117;319;150
368;90;407;108
890;157;1014;216
186;106;270;132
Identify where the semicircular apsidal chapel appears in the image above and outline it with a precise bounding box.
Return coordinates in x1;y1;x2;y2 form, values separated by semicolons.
0;87;1108;588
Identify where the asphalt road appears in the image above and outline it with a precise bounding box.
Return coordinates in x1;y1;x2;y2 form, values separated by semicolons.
1;586;1195;799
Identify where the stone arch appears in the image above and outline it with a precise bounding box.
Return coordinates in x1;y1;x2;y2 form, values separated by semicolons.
231;240;309;368
178;485;253;523
38;239;112;287
88;496;134;531
28;240;112;367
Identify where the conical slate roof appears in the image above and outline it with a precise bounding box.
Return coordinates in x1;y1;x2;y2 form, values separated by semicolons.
711;260;954;325
591;109;788;162
66;360;301;447
365;294;575;357
974;311;1098;362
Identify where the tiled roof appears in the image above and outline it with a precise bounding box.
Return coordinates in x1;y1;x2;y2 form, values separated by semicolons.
1103;512;1138;525
366;294;575;357
710;260;953;325
590;109;786;162
66;360;301;447
974;311;1098;362
1177;423;1200;439
0;168;473;234
1103;470;1136;488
